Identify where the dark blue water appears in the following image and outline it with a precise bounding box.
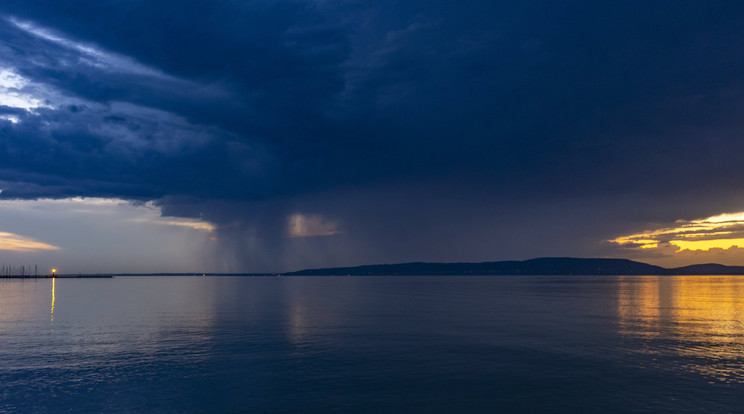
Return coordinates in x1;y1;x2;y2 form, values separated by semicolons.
1;276;743;413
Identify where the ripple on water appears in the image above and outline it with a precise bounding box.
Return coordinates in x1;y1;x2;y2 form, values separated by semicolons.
1;276;744;412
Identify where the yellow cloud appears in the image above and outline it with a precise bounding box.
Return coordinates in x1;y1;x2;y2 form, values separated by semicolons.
610;210;744;253
670;238;744;251
0;231;60;252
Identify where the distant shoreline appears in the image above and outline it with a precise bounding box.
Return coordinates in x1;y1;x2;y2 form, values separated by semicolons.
5;257;744;277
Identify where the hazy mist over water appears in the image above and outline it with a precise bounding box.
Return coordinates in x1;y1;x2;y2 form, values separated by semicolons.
2;276;744;413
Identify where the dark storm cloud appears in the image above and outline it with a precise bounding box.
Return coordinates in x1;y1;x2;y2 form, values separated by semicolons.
2;1;744;270
0;100;278;199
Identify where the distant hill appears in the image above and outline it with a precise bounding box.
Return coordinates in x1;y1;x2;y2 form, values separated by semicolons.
668;263;744;275
284;257;744;276
286;257;682;276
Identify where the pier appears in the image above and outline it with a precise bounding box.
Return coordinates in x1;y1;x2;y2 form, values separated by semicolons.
0;265;112;278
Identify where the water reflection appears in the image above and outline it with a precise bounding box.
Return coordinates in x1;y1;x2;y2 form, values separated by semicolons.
617;276;744;382
4;276;744;412
50;277;55;330
0;277;218;371
279;277;359;347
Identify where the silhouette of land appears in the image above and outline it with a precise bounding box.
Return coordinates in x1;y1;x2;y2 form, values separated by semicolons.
285;257;744;276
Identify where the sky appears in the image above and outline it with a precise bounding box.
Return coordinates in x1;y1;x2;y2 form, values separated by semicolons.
2;1;744;273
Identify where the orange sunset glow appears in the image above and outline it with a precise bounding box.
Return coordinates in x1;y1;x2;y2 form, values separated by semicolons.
610;211;744;262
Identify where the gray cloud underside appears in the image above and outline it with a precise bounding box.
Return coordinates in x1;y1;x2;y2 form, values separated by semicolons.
2;1;744;271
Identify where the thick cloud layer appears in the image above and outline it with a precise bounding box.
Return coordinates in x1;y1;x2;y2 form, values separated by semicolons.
2;1;744;271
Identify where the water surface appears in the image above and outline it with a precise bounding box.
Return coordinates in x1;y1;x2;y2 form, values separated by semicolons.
1;275;743;412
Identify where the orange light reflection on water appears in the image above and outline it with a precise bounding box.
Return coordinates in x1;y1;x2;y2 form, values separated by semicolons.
617;276;744;383
50;277;55;330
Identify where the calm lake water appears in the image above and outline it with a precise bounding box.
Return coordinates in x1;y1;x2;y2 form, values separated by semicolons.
2;275;744;413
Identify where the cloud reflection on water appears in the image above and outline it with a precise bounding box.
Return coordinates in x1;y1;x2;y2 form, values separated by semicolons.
0;277;218;367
